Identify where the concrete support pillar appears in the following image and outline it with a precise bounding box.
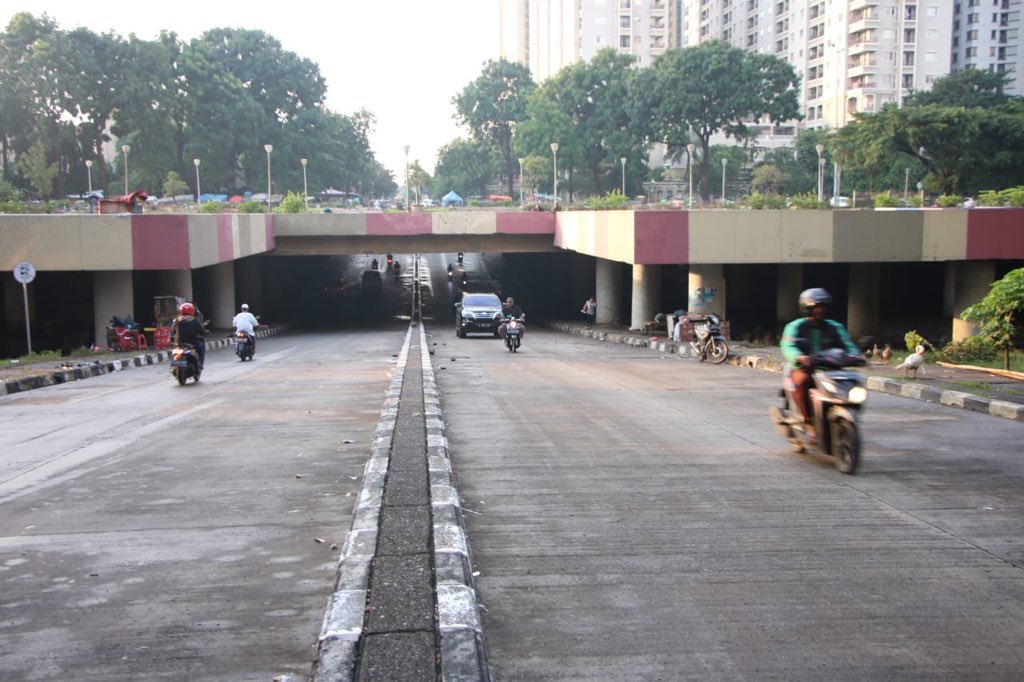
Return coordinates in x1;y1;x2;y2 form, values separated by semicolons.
595;258;621;325
93;271;134;348
950;260;996;342
571;252;595;317
159;270;193;302
687;264;726;317
630;264;660;330
208;261;236;332
847;263;880;340
776;264;802;329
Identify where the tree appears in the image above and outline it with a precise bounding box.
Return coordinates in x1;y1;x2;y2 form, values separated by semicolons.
432;138;495;199
750;164;786;196
453;58;535;197
16;137;58;199
909;69;1011;109
961;267;1024;370
639;41;801;201
162;171;189;201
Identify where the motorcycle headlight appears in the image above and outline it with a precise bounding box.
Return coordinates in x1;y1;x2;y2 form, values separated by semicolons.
849;386;868;404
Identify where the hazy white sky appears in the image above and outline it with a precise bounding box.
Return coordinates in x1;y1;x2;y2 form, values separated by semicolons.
2;1;501;178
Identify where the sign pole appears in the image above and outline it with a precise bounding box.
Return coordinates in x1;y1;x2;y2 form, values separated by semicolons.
13;261;36;355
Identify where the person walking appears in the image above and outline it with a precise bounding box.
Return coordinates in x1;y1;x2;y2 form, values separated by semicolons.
582;296;596;328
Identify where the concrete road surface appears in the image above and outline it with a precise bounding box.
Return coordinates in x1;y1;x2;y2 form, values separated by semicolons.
434;325;1024;680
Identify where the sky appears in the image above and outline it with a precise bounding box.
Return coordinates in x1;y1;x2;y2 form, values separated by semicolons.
1;1;502;179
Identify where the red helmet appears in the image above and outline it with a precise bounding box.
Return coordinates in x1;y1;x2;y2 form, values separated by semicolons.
179;302;195;316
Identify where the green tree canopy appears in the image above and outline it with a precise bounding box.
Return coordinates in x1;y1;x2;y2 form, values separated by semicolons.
452;58;535;197
962;267;1024;370
432;138;496;199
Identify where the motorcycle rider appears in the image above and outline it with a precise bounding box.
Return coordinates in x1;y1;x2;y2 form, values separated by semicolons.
780;288;862;440
171;302;206;368
499;296;525;340
232;303;259;352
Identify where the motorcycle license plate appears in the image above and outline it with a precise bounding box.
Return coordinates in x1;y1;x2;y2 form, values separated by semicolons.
170;360;188;368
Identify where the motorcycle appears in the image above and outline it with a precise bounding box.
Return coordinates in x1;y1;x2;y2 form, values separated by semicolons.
170;343;202;385
447;263;454;281
393;262;402;279
689;313;729;364
770;347;868;475
386;253;394;270
235;331;255;361
503;316;525;352
457;251;464;265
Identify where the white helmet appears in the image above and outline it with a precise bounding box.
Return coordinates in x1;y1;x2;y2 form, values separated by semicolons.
241;303;249;310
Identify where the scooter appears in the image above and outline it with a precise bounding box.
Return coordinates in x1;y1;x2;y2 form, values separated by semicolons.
235;331;255;361
689;313;729;364
170;343;202;385
770;347;867;474
447;263;454;281
503;316;525;352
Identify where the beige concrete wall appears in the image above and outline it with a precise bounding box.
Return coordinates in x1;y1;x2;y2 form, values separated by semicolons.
689;210;833;263
271;212;367;237
188;215;222;269
0;215;133;270
834;209;923;262
432;210;497;234
921;210;967;261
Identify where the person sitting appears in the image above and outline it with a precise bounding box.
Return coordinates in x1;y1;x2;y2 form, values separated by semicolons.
780;288;862;440
171;302;206;368
499;297;525;340
232;303;259;350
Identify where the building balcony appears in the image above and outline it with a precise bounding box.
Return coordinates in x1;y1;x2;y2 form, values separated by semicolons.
849;16;880;33
847;61;878;78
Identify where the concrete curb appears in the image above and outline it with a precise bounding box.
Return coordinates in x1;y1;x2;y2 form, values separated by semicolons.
550;321;1024;423
0;325;286;396
313;323;489;680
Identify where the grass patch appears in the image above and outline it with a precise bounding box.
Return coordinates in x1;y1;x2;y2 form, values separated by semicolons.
0;347;94;368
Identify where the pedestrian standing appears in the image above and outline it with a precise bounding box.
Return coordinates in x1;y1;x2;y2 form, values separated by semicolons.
582;296;596;328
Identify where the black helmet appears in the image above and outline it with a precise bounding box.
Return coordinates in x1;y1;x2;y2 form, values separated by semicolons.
799;288;831;314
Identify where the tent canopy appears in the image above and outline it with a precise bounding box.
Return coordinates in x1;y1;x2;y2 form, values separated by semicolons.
441;190;464;206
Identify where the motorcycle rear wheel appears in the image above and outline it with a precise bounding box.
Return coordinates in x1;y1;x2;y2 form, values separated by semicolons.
175;369;187;386
831;418;860;474
707;339;729;364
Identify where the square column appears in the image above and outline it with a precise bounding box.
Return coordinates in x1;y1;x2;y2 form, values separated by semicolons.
208;261;236;332
93;271;134;348
687;264;726;317
776;264;802;329
950;261;996;342
847;263;880;340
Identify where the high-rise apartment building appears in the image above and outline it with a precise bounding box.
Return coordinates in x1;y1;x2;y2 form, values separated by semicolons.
499;0;683;82
684;1;955;130
951;0;1023;96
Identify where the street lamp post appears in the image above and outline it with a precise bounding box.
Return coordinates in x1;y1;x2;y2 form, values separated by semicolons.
686;143;695;207
518;157;525;205
550;143;559;203
620;157;627;197
85;160;93;213
815;143;825;203
264;144;273;211
721;157;728;206
917;181;924;206
904;168;910;202
403;145;410;211
193;159;201;204
301;158;308;210
121;145;130;196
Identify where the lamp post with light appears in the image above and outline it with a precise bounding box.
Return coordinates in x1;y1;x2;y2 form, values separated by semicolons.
193;159;201;204
301;158;308;210
121;145;130;195
815;144;825;203
403;145;410;211
904;168;910;202
620;157;627;197
85;160;93;212
721;157;728;206
264;144;273;211
550;143;559;202
518;157;525;205
686;143;695;207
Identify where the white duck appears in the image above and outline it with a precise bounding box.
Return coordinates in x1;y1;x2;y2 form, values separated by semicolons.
894;344;926;379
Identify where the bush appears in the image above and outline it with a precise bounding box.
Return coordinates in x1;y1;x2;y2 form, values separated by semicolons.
788;193;824;209
236;200;265;213
936;194;962;208
874;192;901;208
977;189;1004;207
942;336;997;364
200;201;224;214
587;190;630;210
904;330;928;352
277;191;306;213
1005;186;1024;207
0;199;28;214
747;192;787;210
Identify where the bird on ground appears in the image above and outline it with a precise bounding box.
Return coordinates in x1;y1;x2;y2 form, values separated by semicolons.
894;344;926;379
867;343;880;359
881;344;893;363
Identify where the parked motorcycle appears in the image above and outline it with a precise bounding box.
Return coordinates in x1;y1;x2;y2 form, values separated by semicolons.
170;343;202;385
770;347;867;474
235;331;255;361
689;313;729;363
503;316;525;352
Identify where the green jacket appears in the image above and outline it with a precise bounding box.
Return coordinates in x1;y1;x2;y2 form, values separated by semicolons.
781;317;858;367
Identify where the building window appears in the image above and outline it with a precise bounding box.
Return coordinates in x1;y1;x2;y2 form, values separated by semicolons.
620;35;631;48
